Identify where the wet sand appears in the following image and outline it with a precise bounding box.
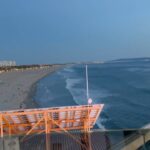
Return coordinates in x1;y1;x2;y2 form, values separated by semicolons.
0;65;63;111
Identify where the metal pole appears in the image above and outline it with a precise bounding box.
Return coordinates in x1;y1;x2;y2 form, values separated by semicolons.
0;115;3;138
85;65;92;150
87;109;92;150
0;115;4;150
9;124;11;137
86;65;89;100
45;113;50;150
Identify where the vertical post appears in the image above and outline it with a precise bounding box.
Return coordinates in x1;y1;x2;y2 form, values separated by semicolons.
9;124;11;137
83;109;92;150
45;112;50;150
85;65;92;150
87;108;92;150
0;114;3;138
0;114;4;150
86;65;89;100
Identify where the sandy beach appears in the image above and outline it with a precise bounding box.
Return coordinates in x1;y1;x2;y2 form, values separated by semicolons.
0;65;63;111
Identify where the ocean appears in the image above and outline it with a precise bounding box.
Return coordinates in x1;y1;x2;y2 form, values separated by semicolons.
34;58;150;129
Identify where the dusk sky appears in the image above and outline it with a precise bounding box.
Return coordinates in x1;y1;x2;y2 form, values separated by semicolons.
0;0;150;64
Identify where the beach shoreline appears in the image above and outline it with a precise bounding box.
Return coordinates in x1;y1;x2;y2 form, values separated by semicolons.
0;65;64;111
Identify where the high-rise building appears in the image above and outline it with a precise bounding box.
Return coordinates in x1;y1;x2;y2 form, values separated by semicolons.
0;61;16;67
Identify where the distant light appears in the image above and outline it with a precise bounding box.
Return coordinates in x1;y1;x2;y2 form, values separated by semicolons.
88;98;92;104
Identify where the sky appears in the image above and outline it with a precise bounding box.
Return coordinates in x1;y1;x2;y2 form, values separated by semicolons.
0;0;150;64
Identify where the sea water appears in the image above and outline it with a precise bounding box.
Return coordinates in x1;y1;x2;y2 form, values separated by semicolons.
34;58;150;129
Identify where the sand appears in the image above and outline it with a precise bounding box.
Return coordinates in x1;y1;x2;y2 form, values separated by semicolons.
0;65;63;111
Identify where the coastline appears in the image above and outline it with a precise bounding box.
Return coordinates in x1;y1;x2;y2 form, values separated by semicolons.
23;65;65;109
0;65;64;111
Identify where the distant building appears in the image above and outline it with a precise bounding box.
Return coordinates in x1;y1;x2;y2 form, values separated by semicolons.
0;61;16;67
